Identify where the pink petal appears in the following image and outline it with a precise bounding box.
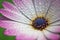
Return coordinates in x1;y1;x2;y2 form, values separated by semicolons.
0;20;40;40
4;29;17;36
16;35;36;40
43;30;59;40
16;31;47;40
0;20;18;29
0;20;39;37
0;16;10;20
13;0;33;11
0;9;20;21
2;1;18;12
0;20;26;32
0;20;33;37
0;9;30;24
37;32;47;40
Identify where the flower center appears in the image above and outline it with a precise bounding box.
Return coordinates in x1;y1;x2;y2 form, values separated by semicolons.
32;17;49;31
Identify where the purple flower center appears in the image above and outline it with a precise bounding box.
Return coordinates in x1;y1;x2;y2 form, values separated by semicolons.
32;17;49;31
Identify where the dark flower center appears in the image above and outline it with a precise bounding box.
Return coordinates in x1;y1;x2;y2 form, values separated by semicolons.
32;17;49;31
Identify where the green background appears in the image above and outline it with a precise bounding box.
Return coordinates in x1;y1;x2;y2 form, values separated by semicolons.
0;0;15;40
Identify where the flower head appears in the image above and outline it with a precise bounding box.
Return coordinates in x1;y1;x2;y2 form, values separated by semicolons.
0;0;60;40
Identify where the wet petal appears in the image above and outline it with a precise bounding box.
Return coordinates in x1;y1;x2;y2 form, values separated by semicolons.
2;1;18;12
16;31;44;40
43;30;59;40
37;32;46;40
0;16;10;20
46;25;60;33
46;0;60;23
0;20;47;40
0;20;20;29
16;34;36;40
13;0;36;19
0;9;31;24
32;0;49;16
4;29;17;36
0;0;60;40
0;20;41;39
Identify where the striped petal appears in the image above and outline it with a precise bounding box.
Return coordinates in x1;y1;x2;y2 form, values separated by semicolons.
0;20;43;40
46;25;60;33
16;34;36;40
31;0;48;16
0;16;10;20
0;20;19;29
13;0;36;19
43;30;59;40
2;1;18;12
0;9;31;24
4;29;17;36
0;20;29;36
16;31;46;40
45;0;60;33
46;0;60;23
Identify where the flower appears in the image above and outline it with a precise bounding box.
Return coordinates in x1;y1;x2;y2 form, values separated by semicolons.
0;0;60;40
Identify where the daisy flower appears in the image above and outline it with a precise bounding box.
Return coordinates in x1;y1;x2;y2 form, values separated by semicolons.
0;0;60;40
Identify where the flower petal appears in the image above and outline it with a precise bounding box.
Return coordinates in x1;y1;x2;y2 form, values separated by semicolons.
2;1;18;12
37;32;46;40
46;0;60;23
13;0;36;19
16;34;36;40
0;16;10;20
43;30;59;40
0;9;31;24
0;20;32;36
46;25;60;33
31;0;48;16
46;0;60;33
16;31;46;40
0;20;19;29
4;29;17;36
0;20;44;40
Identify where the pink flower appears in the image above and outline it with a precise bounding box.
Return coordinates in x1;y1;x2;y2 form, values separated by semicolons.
0;0;60;40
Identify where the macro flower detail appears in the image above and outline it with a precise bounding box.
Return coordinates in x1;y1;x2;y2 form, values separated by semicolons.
0;0;60;40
